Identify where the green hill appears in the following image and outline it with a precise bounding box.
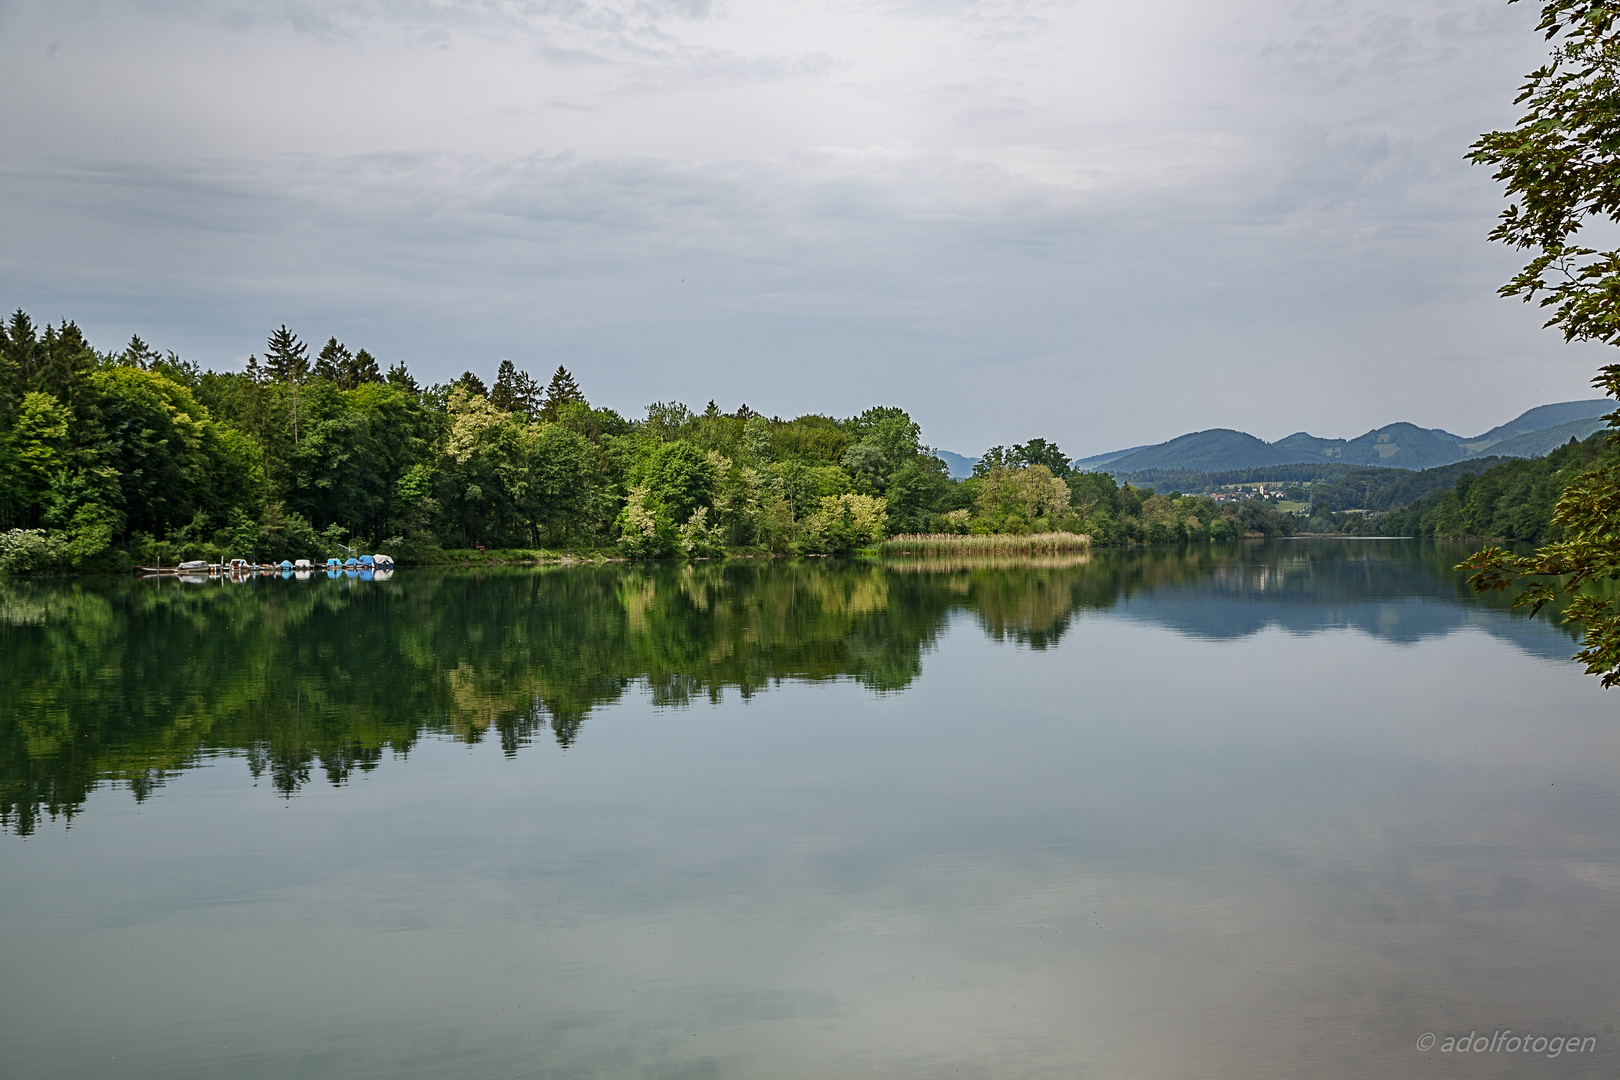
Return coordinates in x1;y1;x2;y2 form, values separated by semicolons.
1080;400;1609;475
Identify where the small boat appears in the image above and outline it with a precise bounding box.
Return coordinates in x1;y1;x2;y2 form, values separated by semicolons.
294;559;312;569
373;554;395;569
279;560;294;570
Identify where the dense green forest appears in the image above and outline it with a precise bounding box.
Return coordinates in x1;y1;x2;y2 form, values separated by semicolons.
0;312;1305;571
1343;432;1617;542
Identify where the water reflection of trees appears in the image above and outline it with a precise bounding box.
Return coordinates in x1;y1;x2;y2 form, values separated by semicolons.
0;543;1547;833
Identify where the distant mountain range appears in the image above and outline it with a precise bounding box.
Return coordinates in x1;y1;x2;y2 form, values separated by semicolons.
936;450;980;480
1066;400;1613;475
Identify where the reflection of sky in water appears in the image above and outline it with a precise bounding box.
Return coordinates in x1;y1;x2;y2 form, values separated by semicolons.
2;546;1618;1080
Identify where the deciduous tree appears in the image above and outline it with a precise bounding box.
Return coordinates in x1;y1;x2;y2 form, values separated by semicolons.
1461;0;1620;683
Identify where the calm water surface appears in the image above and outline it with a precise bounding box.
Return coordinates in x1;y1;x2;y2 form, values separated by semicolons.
2;541;1618;1079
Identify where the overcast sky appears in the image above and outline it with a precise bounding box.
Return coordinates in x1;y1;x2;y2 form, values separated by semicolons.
0;0;1608;455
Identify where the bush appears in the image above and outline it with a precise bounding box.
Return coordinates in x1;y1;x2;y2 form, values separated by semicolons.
616;485;678;558
0;530;70;575
801;494;888;554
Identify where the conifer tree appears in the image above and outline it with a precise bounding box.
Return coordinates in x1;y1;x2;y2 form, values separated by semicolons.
0;316;18;429
4;310;40;391
491;360;523;413
119;334;163;370
514;370;540;418
265;326;310;444
541;365;585;421
315;337;350;384
386;361;418;394
348;348;381;387
455;371;488;398
265;326;309;384
38;321;95;406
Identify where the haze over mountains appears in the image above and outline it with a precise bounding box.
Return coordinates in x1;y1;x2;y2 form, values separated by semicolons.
1064;400;1614;475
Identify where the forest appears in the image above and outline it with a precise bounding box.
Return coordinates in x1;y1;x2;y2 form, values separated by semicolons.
0;312;1305;572
1343;432;1619;543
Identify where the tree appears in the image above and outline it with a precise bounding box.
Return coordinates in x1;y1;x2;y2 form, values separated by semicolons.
491;360;534;416
386;361;418;394
265;326;310;445
1460;1;1620;683
119;334;163;370
346;348;382;388
454;371;487;399
541;366;586;420
2;310;40;395
315;337;351;383
264;326;309;385
742;415;773;464
639;441;717;523
37;321;95;407
1012;438;1072;478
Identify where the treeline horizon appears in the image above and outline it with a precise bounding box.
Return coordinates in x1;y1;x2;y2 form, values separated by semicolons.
0;312;1311;572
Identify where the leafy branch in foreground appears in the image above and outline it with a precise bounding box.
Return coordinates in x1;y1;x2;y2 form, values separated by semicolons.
1462;372;1620;682
1461;1;1620;683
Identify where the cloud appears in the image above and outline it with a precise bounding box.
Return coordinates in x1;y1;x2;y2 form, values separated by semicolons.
0;0;1607;453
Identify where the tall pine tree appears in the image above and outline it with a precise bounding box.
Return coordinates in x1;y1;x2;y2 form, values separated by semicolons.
386;361;418;394
38;321;95;407
315;337;350;383
265;326;309;384
265;326;310;444
540;365;585;421
4;310;41;392
491;359;523;413
347;348;381;387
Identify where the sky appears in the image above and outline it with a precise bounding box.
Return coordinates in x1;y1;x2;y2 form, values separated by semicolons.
0;0;1611;457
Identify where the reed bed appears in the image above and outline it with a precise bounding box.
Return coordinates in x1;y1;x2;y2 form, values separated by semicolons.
878;532;1092;556
882;553;1092;573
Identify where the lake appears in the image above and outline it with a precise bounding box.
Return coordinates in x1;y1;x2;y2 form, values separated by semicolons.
2;541;1617;1079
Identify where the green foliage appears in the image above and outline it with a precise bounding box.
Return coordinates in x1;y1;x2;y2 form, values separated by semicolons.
975;438;1072;478
1470;1;1620;345
635;441;718;524
0;308;1342;573
0;530;69;574
800;494;888;553
1357;434;1609;540
1458;2;1620;684
616;484;678;558
771;414;850;463
540;366;585;421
